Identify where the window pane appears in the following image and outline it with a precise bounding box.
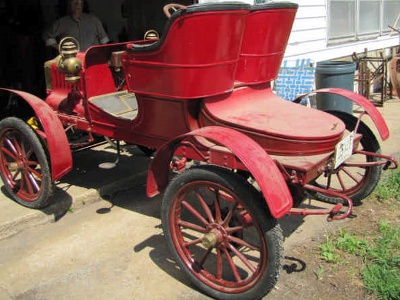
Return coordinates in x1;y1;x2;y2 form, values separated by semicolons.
359;0;380;35
383;0;400;31
329;0;356;40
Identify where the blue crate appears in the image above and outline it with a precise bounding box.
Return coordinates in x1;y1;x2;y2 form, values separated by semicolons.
274;59;316;103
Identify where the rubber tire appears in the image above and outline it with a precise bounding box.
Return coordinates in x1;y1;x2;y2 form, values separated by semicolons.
161;165;283;300
0;117;53;208
311;111;382;205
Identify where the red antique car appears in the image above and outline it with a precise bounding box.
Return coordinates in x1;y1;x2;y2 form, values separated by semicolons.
0;2;397;299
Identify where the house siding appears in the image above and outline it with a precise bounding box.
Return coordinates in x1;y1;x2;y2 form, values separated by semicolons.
286;0;399;62
197;0;398;62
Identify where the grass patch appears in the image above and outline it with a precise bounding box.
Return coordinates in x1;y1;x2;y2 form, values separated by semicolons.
318;228;367;264
319;167;400;299
361;222;400;299
319;223;400;299
372;167;400;203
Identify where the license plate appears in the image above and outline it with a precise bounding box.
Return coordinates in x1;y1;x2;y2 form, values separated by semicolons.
333;133;354;169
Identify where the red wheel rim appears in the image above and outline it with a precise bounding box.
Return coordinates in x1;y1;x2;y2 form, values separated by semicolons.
0;128;44;202
168;181;268;294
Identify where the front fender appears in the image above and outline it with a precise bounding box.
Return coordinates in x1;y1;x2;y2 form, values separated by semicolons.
1;88;72;181
294;88;390;140
147;126;293;219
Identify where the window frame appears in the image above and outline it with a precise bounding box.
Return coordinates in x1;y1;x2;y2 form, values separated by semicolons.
328;0;400;44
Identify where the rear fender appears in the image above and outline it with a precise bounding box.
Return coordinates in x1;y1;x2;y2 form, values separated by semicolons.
0;88;72;181
147;126;293;219
294;88;389;140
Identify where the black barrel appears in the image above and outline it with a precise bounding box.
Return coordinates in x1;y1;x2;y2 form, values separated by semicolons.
316;61;356;114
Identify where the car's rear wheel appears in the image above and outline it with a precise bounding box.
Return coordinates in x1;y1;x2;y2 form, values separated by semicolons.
310;111;382;205
162;165;283;299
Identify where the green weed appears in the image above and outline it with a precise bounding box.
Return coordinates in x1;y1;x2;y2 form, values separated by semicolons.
313;265;325;280
318;166;400;299
361;222;400;299
335;228;368;255
319;229;366;263
372;167;400;203
319;223;400;299
319;234;340;264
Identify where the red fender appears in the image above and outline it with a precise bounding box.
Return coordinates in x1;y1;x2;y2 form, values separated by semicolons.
295;88;389;140
147;126;293;219
1;88;72;181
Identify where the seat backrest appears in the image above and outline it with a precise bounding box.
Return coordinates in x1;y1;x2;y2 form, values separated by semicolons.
236;2;298;85
83;42;130;98
122;3;250;99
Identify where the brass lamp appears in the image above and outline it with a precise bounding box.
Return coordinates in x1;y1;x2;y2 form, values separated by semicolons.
56;37;82;83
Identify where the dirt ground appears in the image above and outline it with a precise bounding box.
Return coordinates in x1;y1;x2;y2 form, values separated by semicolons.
266;196;399;300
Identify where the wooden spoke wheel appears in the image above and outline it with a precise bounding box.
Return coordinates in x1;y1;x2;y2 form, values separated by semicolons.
0;117;53;208
311;111;382;205
161;165;283;299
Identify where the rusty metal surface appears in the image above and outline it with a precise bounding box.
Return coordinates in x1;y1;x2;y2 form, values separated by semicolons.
389;57;400;99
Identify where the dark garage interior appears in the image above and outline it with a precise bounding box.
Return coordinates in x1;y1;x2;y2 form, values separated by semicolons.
0;0;195;98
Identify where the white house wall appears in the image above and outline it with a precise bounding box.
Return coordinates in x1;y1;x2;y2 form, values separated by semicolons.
198;0;399;62
286;0;399;62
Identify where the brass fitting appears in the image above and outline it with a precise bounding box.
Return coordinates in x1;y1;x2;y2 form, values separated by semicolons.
143;29;159;40
56;37;82;83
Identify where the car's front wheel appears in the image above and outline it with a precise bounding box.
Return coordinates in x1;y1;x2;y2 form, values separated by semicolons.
0;117;53;208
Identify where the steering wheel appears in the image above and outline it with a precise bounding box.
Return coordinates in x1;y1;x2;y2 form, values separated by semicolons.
163;3;187;18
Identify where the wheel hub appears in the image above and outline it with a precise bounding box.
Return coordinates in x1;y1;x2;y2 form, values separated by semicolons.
17;156;27;170
8;162;19;172
201;225;227;249
201;232;219;248
8;155;26;172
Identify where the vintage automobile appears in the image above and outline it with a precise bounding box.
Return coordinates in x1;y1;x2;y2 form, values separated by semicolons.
0;2;397;299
